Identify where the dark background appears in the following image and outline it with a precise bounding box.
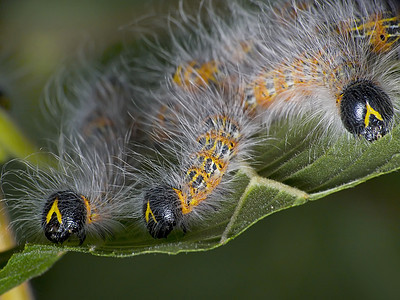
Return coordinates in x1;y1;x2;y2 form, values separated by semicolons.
1;0;400;298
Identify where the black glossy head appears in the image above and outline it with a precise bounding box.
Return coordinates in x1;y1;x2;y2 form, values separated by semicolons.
143;186;181;239
41;190;87;244
340;80;394;141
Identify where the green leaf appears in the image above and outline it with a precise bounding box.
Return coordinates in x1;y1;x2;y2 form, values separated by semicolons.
257;120;400;198
0;244;64;294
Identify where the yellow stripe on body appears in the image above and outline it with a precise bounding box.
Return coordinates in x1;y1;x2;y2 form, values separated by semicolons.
364;102;383;127
46;198;62;224
145;201;157;224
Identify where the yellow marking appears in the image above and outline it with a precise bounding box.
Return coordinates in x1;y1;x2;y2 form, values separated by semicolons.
188;176;223;206
187;167;209;189
174;186;205;215
364;102;383;127
352;16;398;32
173;61;219;89
174;186;212;215
173;65;184;86
198;132;238;148
336;93;343;105
198;61;219;84
349;15;400;53
253;72;275;107
46;198;62;225
145;201;157;224
197;152;225;175
173;188;191;214
175;158;229;215
81;195;96;224
173;115;240;216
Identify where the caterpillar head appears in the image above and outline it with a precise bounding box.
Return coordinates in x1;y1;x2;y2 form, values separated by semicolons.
41;190;88;245
143;186;181;239
340;80;394;142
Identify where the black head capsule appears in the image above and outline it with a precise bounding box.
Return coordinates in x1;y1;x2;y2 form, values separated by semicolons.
41;190;88;245
143;186;182;239
340;80;394;141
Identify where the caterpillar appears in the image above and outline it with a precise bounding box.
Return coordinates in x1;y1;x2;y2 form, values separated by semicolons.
244;0;400;141
2;62;136;245
171;0;400;141
137;84;260;238
120;5;251;238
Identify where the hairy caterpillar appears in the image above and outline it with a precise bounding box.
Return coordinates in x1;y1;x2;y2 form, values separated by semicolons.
2;63;136;245
171;0;400;141
135;84;260;238
244;0;400;141
120;3;257;238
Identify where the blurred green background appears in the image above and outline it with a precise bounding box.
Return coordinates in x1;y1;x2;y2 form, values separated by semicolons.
1;0;400;299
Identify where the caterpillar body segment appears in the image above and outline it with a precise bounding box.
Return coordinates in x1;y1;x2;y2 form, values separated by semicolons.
244;51;395;141
175;115;240;213
269;0;400;54
172;60;221;90
44;62;137;152
345;12;400;54
172;40;253;91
